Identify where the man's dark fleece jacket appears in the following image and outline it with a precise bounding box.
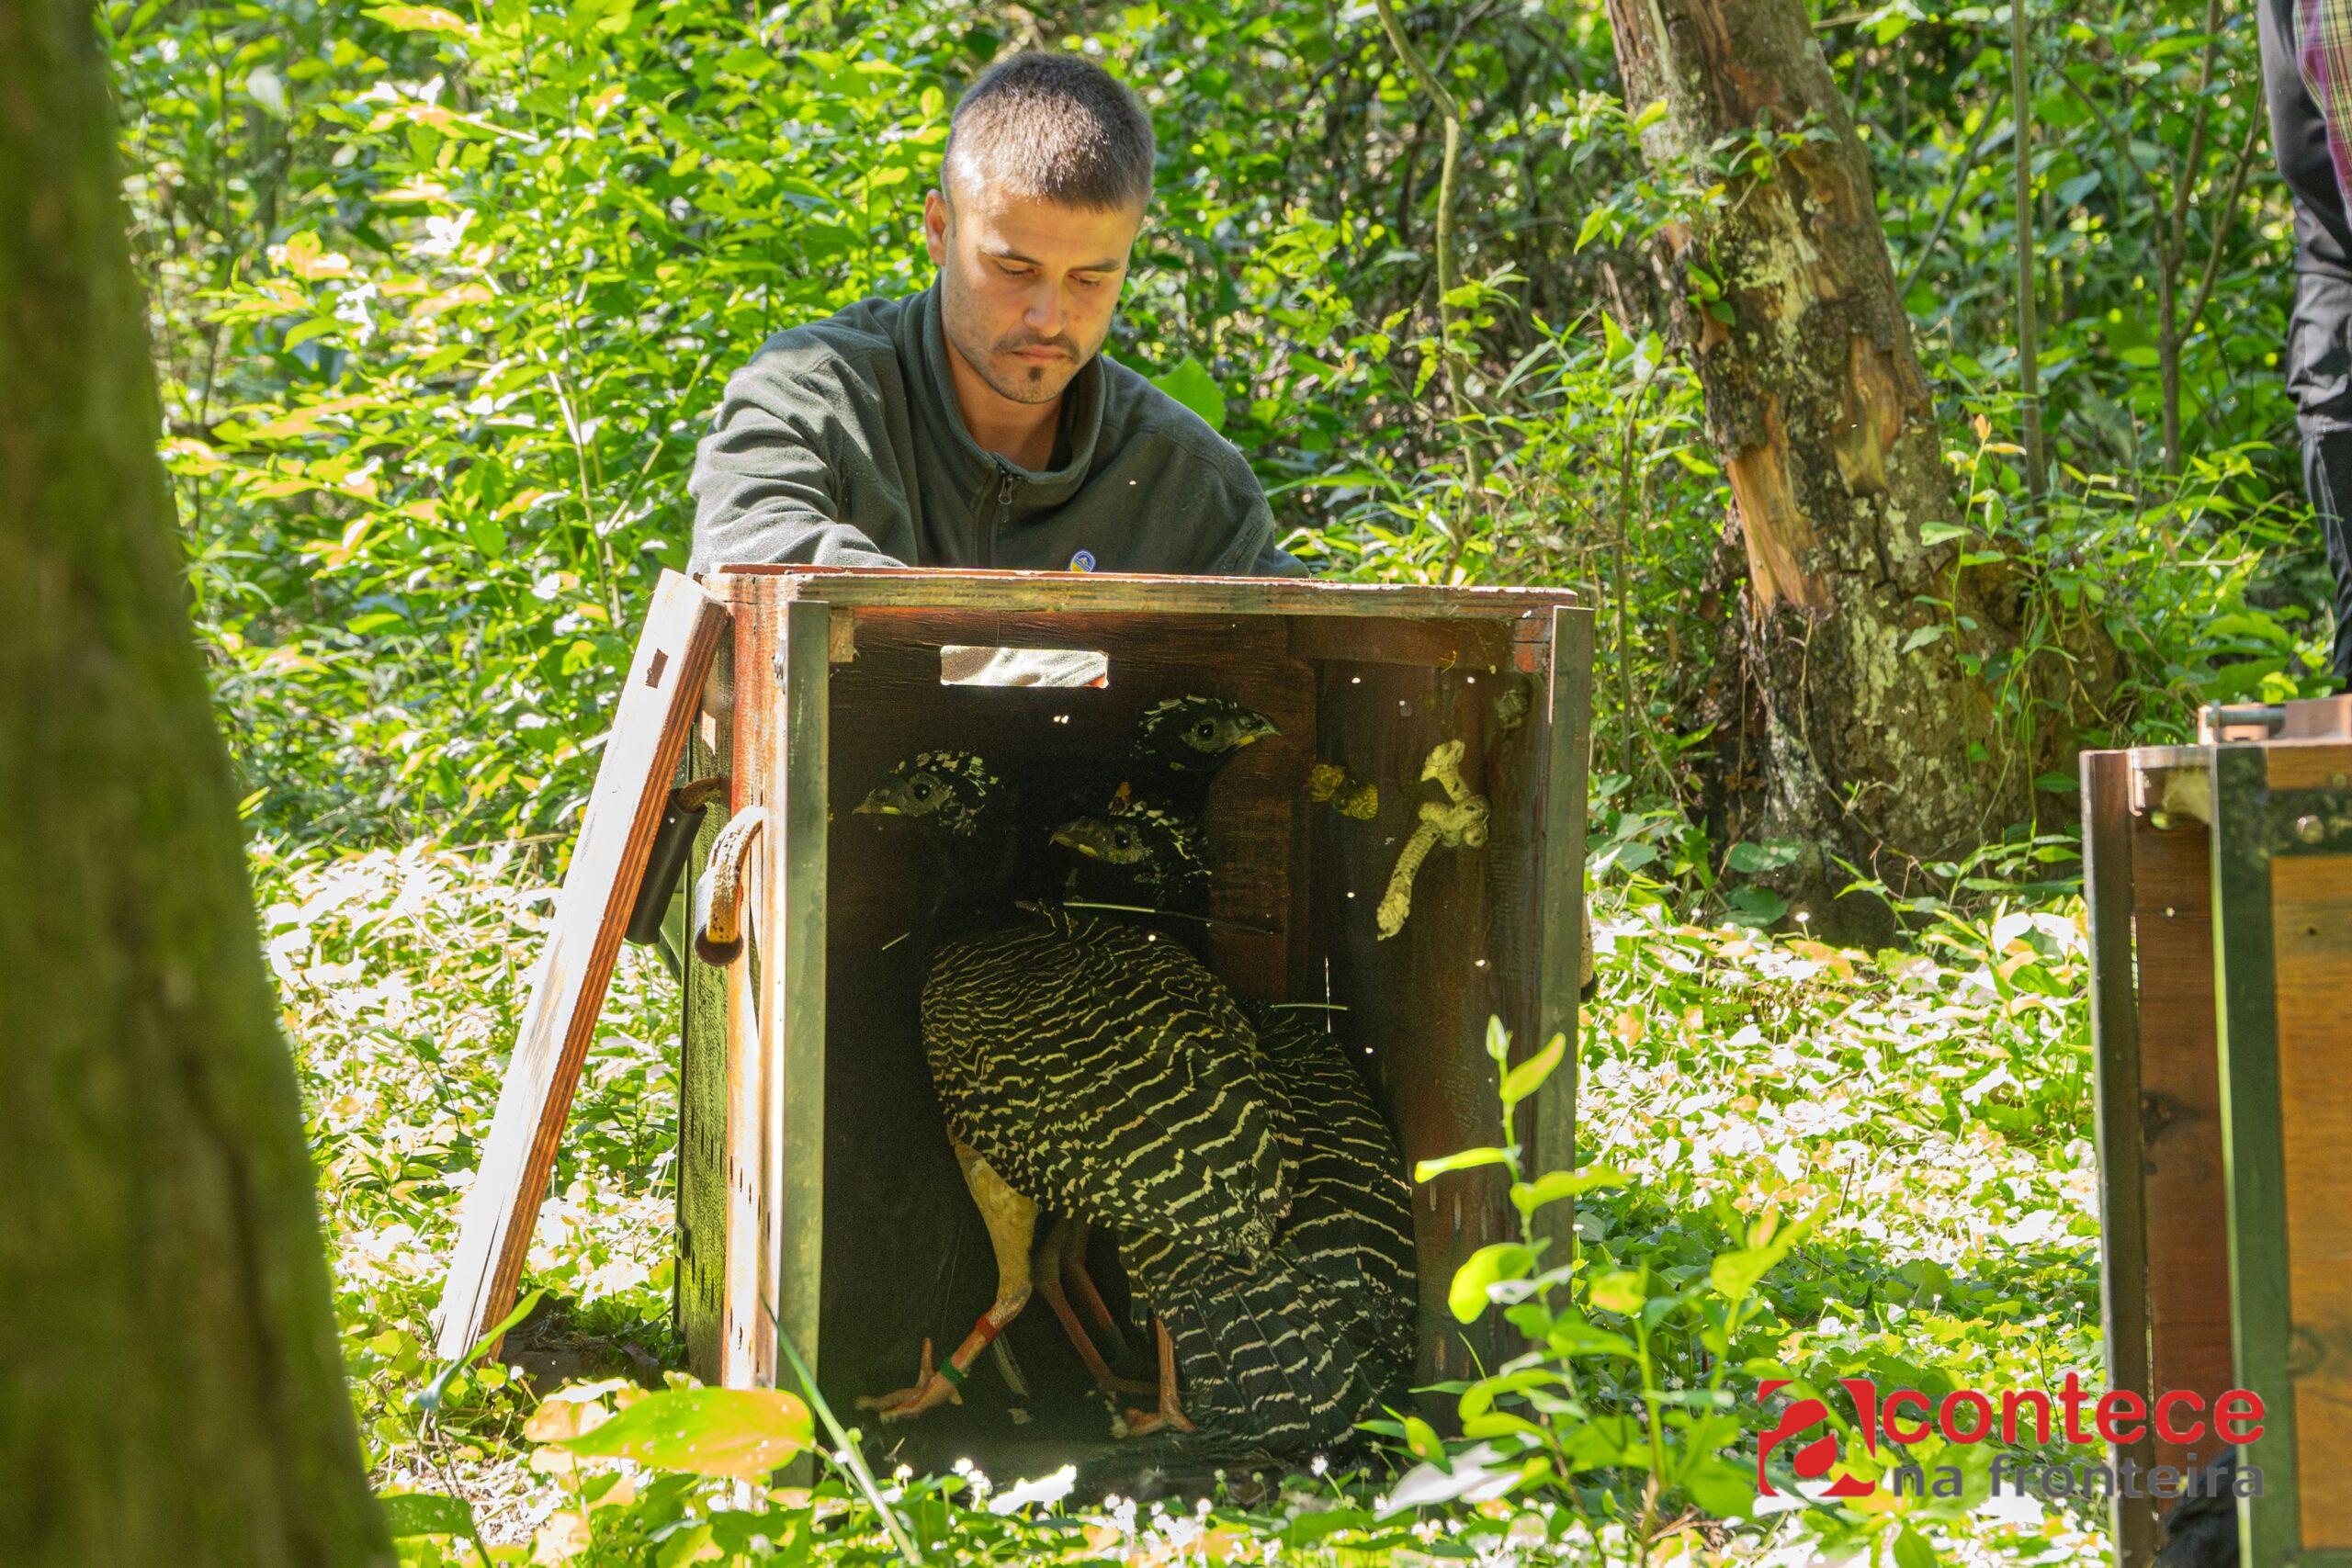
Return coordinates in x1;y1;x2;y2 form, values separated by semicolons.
687;281;1306;578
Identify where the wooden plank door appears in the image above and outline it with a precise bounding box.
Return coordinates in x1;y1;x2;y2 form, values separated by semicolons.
434;570;729;1363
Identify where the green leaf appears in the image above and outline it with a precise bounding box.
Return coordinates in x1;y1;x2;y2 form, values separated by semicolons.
1900;624;1948;654
1284;1507;1374;1547
1448;1243;1535;1324
1498;1032;1566;1111
1917;520;1970;547
1415;1145;1510;1182
366;4;478;35
1894;1523;1939;1568
1724;840;1798;874
1510;1165;1624;1217
1402;1416;1443;1461
1680;1456;1756;1519
1543;1314;1636;1359
1710;1238;1793;1303
556;1387;812;1482
1149;355;1227;434
1723;885;1788;926
1587;1268;1646;1315
379;1492;477;1539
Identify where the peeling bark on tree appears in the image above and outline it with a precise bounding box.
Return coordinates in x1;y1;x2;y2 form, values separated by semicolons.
0;0;390;1562
1602;0;2111;938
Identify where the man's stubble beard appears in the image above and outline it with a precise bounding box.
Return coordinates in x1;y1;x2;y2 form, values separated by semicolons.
941;270;1089;407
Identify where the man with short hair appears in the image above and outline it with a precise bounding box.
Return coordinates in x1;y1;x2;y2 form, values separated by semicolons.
688;51;1304;578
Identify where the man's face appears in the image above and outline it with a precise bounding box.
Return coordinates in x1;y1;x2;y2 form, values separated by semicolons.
924;170;1142;408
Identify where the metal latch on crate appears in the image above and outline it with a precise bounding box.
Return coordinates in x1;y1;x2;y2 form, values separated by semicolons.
2195;696;2352;744
2127;697;2352;830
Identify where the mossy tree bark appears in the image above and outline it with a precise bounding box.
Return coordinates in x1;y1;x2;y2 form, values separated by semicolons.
1603;0;2105;937
0;0;390;1561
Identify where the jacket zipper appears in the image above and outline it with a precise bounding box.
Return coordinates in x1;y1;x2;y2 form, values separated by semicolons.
984;461;1014;569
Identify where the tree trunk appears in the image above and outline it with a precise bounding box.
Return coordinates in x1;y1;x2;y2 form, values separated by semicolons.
1604;0;2104;938
0;0;390;1561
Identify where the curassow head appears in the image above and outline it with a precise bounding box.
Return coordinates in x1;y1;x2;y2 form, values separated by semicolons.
1051;793;1201;874
852;750;1001;838
1131;695;1278;776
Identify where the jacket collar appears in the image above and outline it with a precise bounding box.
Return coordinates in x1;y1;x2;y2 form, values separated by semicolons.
908;276;1102;507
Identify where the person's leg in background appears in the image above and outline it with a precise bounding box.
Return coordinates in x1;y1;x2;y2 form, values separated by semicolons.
2261;0;2352;684
2301;407;2352;684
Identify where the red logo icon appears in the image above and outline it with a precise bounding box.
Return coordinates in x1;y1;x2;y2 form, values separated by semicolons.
1758;1378;1877;1497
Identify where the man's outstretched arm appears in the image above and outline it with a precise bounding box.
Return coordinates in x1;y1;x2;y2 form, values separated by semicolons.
686;371;903;575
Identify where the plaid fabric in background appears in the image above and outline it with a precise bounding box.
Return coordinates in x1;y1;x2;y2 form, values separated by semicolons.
2303;0;2352;205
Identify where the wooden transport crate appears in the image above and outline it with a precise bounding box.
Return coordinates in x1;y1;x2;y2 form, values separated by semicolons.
2083;697;2352;1567
674;566;1593;1475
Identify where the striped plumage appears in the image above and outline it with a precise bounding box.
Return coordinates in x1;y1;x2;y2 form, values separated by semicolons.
922;903;1287;1257
1049;792;1211;919
1108;1003;1418;1461
857;715;1416;1475
1055;794;1419;1467
1243;999;1418;1381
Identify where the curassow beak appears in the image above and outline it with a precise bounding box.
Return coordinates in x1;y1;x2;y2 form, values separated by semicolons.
1050;819;1114;860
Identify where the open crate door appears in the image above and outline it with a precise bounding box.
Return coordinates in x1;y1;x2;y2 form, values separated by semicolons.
434;570;729;1363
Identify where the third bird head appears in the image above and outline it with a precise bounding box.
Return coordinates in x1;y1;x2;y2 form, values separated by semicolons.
1050;795;1206;904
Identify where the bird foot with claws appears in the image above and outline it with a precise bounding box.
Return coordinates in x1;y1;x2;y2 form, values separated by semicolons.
855;1337;964;1424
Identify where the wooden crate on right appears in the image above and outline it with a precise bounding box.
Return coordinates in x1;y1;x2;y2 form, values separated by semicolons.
2082;697;2352;1568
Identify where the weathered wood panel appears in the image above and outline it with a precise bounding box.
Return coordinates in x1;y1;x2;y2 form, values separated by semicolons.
1310;650;1562;1393
2268;779;2352;1551
732;561;1577;625
2128;809;2233;1484
676;651;732;1382
2083;750;2161;1568
435;571;727;1363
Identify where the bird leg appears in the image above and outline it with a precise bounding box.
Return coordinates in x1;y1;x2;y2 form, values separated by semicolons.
1035;1217;1153;1397
1119;1318;1194;1437
1058;1219;1134;1362
857;1145;1037;1423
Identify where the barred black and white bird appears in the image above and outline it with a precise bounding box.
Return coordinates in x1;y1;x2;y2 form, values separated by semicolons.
1040;695;1277;863
848;750;1289;1427
1121;694;1281;812
1055;800;1420;1475
1108;1000;1419;1465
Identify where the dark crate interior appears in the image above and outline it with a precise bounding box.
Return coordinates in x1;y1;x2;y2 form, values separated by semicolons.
797;602;1578;1475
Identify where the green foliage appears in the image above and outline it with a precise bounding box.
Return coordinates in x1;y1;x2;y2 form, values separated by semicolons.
112;0;2341;919
1377;1019;1791;1551
117;0;1673;851
248;825;2112;1563
99;0;2326;1559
